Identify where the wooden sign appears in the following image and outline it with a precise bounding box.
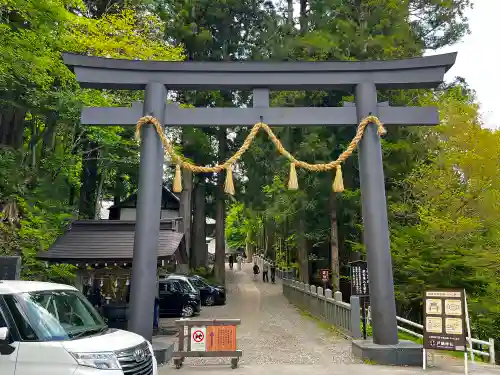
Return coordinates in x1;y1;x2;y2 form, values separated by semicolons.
206;325;236;352
319;269;329;283
349;260;369;297
423;289;466;351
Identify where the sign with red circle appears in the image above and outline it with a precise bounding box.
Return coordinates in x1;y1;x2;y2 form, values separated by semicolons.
193;330;205;343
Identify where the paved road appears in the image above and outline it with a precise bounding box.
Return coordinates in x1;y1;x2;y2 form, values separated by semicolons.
159;263;497;375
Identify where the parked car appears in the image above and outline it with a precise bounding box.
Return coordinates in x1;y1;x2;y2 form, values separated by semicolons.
158;274;199;296
0;280;158;375
158;277;201;318
188;275;226;306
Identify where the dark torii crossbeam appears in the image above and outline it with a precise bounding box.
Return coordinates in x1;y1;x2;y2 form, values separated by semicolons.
64;52;456;363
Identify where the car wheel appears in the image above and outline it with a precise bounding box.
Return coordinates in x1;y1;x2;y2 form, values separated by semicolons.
205;295;215;306
182;305;194;317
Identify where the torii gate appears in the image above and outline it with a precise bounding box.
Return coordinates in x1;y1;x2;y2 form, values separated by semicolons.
63;52;456;363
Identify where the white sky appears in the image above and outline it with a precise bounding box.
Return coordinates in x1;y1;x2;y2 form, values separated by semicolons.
428;0;499;129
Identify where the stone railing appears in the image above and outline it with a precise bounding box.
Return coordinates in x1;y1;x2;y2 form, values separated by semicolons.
282;278;361;338
252;255;361;338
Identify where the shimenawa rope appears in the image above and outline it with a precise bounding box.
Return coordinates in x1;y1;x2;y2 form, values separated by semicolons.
135;115;386;195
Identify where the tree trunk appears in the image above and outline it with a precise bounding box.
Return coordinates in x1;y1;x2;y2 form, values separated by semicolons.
94;168;106;220
246;239;255;262
214;127;226;284
287;0;294;25
330;191;340;291
29;118;37;168
41;113;57;158
191;180;207;269
265;221;275;260
179;169;193;262
78;140;99;219
299;0;308;34
297;215;309;283
0;106;26;149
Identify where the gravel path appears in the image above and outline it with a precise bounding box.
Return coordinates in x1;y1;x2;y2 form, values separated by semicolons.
181;262;357;366
159;264;498;375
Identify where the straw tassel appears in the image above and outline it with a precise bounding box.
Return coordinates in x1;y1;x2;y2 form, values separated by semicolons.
333;165;344;193
224;166;235;195
173;164;182;193
288;163;298;190
377;125;387;136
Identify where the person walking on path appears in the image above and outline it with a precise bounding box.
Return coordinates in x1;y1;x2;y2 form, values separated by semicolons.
228;254;234;270
270;261;276;283
237;254;243;270
252;262;260;281
262;261;269;282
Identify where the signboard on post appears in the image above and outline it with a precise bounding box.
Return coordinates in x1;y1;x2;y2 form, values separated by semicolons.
190;326;206;352
349;260;369;297
0;256;21;281
206;325;237;352
423;289;466;352
350;260;370;339
319;269;329;283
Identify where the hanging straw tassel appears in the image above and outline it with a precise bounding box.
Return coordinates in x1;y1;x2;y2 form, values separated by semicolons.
173;164;183;193
224;166;235;195
288;163;298;190
333;165;344;193
374;117;387;136
377;124;387;136
134;127;141;142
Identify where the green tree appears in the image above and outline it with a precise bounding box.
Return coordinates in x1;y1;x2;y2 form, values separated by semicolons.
390;86;500;343
0;1;183;281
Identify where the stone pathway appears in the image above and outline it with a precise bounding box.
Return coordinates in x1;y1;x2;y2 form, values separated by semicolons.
185;262;356;366
159;263;497;375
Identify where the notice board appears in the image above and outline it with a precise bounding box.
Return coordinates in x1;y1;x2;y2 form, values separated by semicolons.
423;289;466;352
0;256;21;280
349;260;369;297
206;325;236;352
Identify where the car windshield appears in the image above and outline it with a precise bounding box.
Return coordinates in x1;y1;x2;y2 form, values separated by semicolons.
184;279;199;293
190;278;208;289
170;279;193;293
5;290;105;341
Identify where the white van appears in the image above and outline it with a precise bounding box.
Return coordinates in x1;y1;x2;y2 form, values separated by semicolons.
0;280;158;375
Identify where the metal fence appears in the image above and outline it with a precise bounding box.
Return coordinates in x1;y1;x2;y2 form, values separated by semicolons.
368;309;496;365
253;255;496;365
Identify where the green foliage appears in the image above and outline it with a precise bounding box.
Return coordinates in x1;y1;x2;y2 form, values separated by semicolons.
389;87;500;345
225;202;247;249
0;1;184;281
189;266;218;284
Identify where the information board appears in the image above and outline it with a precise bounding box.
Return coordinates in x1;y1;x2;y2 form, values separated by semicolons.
0;256;21;280
349;260;369;297
206;325;237;352
423;289;466;352
319;269;329;283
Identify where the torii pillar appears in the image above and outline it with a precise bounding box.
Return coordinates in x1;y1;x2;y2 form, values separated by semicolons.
63;52;456;365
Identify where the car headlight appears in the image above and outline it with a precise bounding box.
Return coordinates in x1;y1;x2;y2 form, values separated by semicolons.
189;293;197;299
146;340;154;356
70;352;121;370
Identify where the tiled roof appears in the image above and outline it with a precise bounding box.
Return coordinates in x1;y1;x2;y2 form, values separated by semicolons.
109;186;180;210
37;220;185;263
